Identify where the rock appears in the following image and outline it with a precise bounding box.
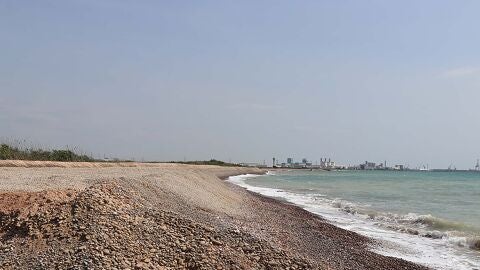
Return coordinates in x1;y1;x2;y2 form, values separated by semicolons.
212;239;223;245
135;262;145;269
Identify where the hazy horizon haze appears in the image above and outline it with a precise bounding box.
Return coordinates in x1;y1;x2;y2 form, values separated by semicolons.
1;1;480;169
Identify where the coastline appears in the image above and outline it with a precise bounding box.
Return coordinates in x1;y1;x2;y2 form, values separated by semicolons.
244;170;480;267
0;162;426;269
226;174;428;270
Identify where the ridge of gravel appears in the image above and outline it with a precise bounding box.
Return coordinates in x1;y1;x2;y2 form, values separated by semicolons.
0;180;311;269
0;164;429;269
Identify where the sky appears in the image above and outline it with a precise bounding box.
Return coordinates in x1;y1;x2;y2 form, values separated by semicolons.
1;0;480;168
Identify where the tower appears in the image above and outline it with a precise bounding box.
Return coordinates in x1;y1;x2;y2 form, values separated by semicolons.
273;157;276;168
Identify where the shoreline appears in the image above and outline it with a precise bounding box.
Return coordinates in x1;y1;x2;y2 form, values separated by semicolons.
225;173;428;270
0;163;427;269
231;171;480;269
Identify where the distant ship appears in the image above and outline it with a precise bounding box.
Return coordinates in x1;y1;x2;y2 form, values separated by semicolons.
468;159;480;172
447;164;457;171
419;165;429;171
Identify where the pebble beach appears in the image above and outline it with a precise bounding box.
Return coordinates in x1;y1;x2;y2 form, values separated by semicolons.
0;162;428;269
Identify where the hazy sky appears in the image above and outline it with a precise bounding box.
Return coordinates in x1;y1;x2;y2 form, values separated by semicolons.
1;1;480;168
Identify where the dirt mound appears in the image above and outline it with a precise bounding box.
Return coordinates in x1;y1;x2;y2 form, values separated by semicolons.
0;181;311;269
0;189;77;214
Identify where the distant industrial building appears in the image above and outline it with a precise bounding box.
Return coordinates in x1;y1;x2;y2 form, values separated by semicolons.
353;160;406;171
320;158;335;169
394;164;404;170
274;157;339;169
360;161;376;170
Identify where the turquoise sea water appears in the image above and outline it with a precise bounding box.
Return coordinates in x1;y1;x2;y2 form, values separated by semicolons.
229;170;480;269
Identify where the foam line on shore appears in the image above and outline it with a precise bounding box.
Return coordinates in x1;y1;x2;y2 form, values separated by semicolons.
227;173;480;270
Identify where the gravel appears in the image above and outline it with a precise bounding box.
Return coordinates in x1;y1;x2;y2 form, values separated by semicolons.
0;163;429;269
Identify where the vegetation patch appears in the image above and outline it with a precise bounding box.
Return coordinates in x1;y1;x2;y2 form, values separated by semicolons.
168;159;241;167
0;143;94;162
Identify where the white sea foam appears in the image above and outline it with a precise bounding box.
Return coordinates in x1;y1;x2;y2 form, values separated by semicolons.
227;174;480;270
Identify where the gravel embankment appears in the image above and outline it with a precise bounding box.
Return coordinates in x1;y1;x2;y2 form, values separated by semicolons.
0;162;429;269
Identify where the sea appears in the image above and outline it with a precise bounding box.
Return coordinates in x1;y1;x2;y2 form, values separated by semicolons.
228;170;480;270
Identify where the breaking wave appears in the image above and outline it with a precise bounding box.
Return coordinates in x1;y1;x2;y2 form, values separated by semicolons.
227;174;480;269
326;198;480;250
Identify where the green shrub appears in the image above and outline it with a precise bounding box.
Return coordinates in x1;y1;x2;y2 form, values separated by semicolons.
168;159;240;167
0;143;94;162
0;144;14;160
